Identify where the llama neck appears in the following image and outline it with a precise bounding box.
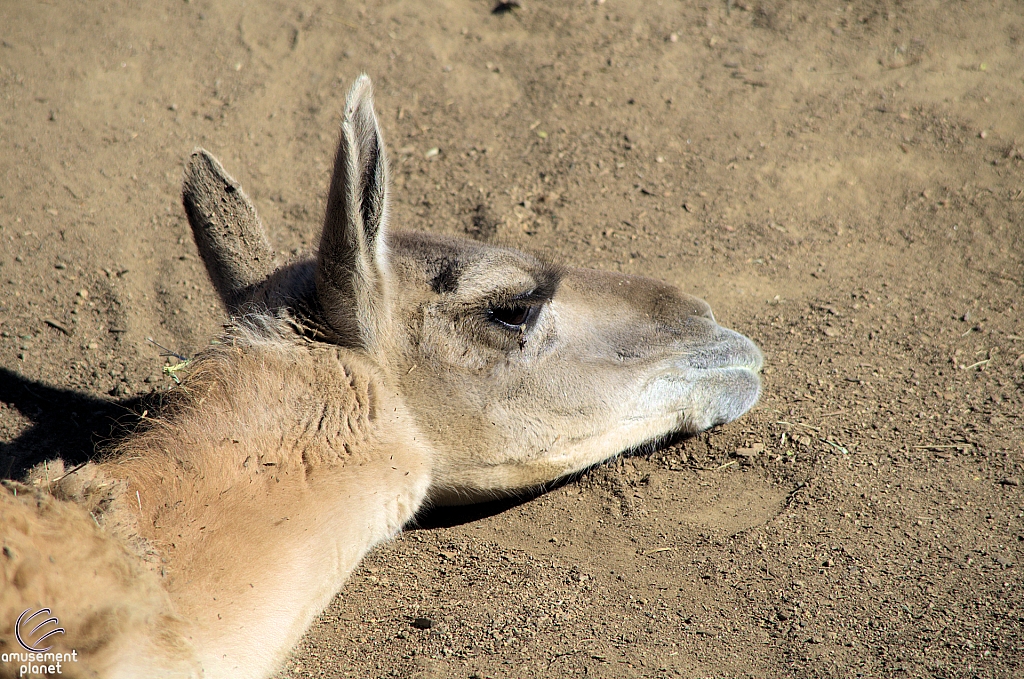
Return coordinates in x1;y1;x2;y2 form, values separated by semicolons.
75;341;433;679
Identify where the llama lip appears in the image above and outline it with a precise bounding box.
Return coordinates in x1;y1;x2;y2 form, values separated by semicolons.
678;323;764;373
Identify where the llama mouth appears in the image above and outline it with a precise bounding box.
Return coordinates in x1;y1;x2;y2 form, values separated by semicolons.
693;366;762;429
681;325;764;374
635;328;763;432
688;327;762;428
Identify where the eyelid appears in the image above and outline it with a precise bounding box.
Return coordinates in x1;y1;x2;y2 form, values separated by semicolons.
491;288;547;308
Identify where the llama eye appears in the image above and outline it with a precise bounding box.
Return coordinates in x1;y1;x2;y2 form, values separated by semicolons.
488;304;533;329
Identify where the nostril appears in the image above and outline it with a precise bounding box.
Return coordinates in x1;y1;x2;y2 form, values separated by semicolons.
689;305;715;324
683;296;714;321
694;298;715;321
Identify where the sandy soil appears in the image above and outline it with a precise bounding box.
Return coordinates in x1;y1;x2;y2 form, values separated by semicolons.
1;1;1022;677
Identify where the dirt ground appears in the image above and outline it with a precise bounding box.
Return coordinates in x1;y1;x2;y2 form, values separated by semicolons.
1;0;1022;677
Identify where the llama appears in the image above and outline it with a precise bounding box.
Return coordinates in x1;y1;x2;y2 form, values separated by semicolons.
0;76;762;679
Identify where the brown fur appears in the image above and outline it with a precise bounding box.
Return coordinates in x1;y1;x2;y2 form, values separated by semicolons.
0;76;761;678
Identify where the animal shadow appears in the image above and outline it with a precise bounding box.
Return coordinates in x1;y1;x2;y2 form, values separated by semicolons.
0;367;147;480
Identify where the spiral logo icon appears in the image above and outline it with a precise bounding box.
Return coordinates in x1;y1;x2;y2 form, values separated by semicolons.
16;608;65;652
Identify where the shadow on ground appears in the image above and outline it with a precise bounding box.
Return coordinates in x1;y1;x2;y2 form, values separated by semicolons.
0;367;146;479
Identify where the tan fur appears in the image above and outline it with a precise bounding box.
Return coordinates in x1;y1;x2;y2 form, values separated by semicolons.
0;76;761;678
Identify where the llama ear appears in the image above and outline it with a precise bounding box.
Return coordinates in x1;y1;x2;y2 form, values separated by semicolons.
316;75;393;351
182;149;277;312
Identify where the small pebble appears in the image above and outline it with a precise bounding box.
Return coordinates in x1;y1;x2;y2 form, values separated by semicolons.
999;476;1020;487
734;447;760;461
411;617;434;630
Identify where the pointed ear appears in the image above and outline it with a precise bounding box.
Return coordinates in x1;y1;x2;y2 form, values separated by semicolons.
182;149;277;312
316;75;393;351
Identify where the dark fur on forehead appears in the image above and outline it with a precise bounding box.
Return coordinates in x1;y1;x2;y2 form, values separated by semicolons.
428;257;461;295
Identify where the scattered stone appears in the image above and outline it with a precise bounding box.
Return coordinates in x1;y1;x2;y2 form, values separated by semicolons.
492;1;521;16
411;617;434;630
45;319;71;335
999;476;1020;487
734;443;764;464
